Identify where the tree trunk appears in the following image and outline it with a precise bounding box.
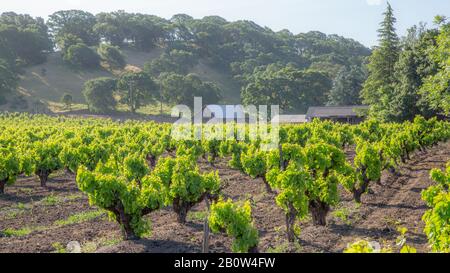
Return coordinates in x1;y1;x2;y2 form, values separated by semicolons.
36;170;50;188
309;200;329;226
353;179;370;204
388;166;396;175
208;154;216;166
0;179;6;194
146;154;157;169
248;246;259;253
285;203;297;242
401;155;406;164
121;220;138;241
279;145;286;171
388;166;401;177
376;177;382;186
109;203;139;241
353;168;370;204
174;203;188;224
261;176;273;194
202;199;211;253
173;198;197;224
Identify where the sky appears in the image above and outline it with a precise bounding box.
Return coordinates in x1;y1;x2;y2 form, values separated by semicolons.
1;0;449;47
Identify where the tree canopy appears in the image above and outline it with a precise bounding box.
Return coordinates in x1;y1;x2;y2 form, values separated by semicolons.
83;77;117;113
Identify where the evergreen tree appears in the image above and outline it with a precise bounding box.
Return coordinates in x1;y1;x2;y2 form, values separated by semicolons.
391;26;439;121
361;2;400;120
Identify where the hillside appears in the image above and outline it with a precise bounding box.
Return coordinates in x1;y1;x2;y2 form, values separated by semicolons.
10;47;242;113
0;11;374;116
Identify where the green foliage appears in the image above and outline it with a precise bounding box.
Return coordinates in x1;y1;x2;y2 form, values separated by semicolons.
63;43;100;69
327;65;366;106
354;142;382;181
209;199;259;253
1;113;448;248
422;164;450;253
94;11;168;51
76;156;163;239
54;210;105;226
47;10;98;46
389;27;429;121
60;93;73;109
341;141;382;203
240;146;268;179
144;49;198;77
0;147;21;192
117;71;157;113
0;12;52;65
2;227;33;237
268;142;351;240
83;77;117;113
344;240;375;253
159;73;222;107
420;19;450;115
56;34;83;56
152;156;221;222
97;44;126;69
219;140;246;170
31;139;63;182
0;58;17;97
241;65;332;114
52;242;67;253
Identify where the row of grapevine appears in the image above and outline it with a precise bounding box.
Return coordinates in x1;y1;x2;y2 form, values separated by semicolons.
0;112;449;252
422;163;450;253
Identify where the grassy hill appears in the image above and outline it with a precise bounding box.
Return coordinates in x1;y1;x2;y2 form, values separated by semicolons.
7;47;241;114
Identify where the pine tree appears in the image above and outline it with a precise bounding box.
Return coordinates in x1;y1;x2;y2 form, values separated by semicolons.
378;2;400;84
361;2;400;120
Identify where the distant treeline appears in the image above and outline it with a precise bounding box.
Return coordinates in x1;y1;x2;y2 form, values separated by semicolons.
0;8;448;119
0;10;373;113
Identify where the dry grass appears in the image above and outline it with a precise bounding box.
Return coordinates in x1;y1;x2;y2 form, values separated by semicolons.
9;47;241;115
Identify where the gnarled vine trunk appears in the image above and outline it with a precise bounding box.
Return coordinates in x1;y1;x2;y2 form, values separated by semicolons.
353;167;370;204
36;169;51;188
285;203;297;242
248;246;259;253
173;197;202;224
208;154;217;166
108;202;158;241
261;176;273;194
309;200;330;226
146;154;157;169
0;179;6;194
108;202;138;241
202;198;211;253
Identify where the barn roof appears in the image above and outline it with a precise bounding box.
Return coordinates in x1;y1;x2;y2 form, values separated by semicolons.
272;115;308;124
306;106;369;118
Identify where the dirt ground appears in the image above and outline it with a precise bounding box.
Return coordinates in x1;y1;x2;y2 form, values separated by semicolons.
0;142;449;253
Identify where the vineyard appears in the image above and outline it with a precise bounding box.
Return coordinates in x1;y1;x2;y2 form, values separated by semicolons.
0;113;449;253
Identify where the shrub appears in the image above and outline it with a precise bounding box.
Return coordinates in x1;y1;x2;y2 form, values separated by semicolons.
209;199;259;253
60;93;73;110
64;43;100;69
98;44;126;69
83;77;117;113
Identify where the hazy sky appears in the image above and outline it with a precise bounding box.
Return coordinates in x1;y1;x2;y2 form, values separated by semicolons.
1;0;449;47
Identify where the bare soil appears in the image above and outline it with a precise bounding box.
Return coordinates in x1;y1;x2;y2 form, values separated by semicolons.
0;142;449;253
